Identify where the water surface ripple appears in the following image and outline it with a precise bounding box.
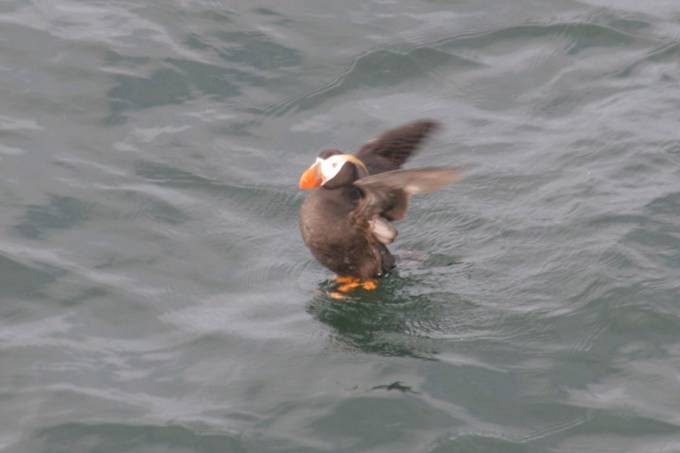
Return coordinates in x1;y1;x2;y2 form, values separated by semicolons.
1;0;680;452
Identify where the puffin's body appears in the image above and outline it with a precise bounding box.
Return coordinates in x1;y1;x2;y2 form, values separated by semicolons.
300;184;395;278
298;120;458;281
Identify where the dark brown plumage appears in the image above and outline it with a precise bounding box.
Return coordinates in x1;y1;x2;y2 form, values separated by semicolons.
298;120;458;279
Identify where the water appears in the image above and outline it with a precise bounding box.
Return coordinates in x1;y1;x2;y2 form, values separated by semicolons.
1;1;680;451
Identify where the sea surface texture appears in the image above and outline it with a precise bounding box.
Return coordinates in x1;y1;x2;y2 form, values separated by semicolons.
1;1;680;452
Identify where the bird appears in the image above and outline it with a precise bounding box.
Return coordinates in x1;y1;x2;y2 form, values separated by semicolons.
297;120;459;295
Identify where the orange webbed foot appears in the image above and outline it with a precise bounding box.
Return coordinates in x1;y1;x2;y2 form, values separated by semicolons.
362;279;378;290
331;276;379;296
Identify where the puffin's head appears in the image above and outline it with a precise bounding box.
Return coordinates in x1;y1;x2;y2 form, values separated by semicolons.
298;149;368;190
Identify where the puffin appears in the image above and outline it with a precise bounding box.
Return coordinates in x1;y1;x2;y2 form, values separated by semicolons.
298;120;459;294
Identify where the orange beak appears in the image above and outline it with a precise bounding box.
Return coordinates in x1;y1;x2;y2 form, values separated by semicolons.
298;162;323;189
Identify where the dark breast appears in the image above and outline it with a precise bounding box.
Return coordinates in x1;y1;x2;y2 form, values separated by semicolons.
299;187;385;279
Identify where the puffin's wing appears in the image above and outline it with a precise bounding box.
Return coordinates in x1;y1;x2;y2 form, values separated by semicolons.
353;167;459;222
356;120;440;172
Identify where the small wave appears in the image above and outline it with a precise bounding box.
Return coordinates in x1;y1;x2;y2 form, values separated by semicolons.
12;421;246;453
265;46;480;117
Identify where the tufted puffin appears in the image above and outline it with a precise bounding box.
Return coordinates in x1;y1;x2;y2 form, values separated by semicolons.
298;120;459;294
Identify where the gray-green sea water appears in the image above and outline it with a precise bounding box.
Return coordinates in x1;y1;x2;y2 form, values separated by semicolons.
2;1;680;452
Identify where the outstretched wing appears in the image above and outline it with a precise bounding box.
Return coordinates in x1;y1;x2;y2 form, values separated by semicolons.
353;167;460;222
356;120;441;173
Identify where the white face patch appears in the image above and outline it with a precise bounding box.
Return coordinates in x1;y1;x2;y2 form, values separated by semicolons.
318;155;348;184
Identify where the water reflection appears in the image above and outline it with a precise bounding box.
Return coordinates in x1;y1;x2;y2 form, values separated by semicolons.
307;272;473;359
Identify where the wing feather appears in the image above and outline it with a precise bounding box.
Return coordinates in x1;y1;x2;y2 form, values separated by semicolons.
353;167;459;221
356;120;441;172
